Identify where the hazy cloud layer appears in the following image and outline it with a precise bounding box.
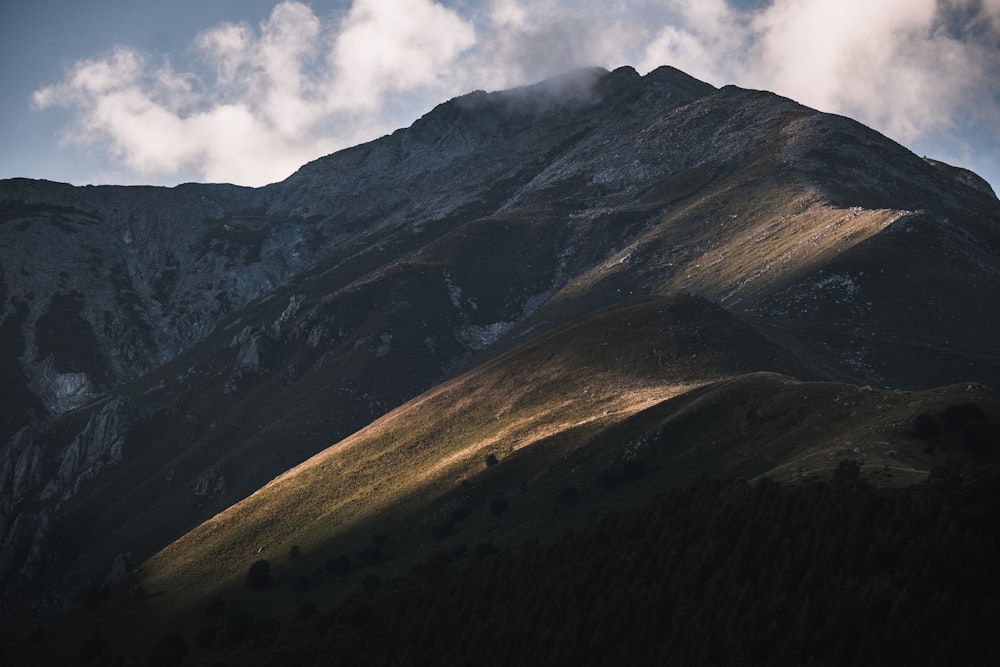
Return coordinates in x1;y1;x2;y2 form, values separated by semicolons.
33;0;1000;187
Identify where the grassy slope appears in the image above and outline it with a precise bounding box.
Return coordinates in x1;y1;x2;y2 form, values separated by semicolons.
73;295;996;659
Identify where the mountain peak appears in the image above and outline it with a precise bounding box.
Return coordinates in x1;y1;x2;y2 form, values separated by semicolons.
924;157;998;199
643;64;717;95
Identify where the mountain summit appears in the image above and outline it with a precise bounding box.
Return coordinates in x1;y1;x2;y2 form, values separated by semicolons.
1;65;999;632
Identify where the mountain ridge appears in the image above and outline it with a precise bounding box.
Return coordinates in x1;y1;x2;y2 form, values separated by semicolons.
1;64;999;631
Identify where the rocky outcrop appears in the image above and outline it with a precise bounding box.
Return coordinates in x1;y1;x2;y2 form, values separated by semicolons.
0;426;49;595
0;398;134;603
0;427;42;506
0;181;320;422
40;398;134;507
0;510;49;595
225;293;306;392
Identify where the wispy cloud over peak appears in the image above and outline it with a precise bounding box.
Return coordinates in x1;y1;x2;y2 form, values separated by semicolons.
328;0;476;112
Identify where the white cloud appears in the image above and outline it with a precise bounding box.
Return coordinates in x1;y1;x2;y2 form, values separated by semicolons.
328;0;476;111
637;0;750;85
638;0;1000;184
465;0;641;90
33;0;475;186
31;0;1000;189
747;0;966;141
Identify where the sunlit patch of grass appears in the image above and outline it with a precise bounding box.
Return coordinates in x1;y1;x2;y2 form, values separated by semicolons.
128;296;1000;641
132;297;749;617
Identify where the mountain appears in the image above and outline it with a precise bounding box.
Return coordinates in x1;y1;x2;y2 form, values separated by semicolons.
1;65;1000;661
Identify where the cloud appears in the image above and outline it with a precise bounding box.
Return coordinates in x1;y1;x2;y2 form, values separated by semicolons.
640;0;1000;158
637;0;750;85
32;0;1000;189
636;0;1000;188
328;0;476;111
748;0;983;141
465;0;641;89
33;0;476;186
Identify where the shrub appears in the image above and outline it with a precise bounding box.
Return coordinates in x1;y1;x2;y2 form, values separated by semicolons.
425;551;451;575
146;632;188;667
245;559;273;590
832;459;863;488
82;584;112;609
344;603;373;627
489;497;509;518
485;453;499;467
251;618;282;650
360;545;383;565
962;421;999;459
450;504;472;522
557;486;580;504
473;542;499;559
327;554;352;575
431;520;453;539
204;595;226;618
224;611;255;645
294;601;320;623
597;467;623;488
622;460;646;481
293;574;312;592
79;631;107;664
194;625;216;651
928;462;962;489
914;412;942;440
362;573;381;592
599;461;645;488
289;544;302;560
943;402;986;430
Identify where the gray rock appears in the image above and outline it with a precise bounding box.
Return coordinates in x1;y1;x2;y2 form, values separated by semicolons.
40;398;133;507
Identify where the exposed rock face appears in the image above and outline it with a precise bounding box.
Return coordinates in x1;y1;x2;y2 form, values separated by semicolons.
0;427;42;506
0;181;305;421
1;64;998;611
0;398;134;603
40;398;134;507
0;427;48;597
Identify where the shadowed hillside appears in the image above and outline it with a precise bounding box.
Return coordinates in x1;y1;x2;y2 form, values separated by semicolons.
12;296;996;664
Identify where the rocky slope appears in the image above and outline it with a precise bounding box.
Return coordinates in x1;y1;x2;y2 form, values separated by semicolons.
1;64;998;614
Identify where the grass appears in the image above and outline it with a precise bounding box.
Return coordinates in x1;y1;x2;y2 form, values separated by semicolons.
134;298;715;603
72;295;995;661
57;368;997;665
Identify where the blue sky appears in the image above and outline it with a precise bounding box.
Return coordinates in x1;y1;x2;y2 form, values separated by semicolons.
2;0;998;191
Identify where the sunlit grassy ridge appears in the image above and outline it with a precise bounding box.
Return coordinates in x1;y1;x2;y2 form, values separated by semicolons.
129;298;780;603
130;295;999;633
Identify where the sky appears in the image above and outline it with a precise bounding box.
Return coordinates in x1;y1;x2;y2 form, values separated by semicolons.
2;0;998;192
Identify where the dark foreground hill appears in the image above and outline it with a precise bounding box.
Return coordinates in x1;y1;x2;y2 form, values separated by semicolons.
1;64;1000;663
162;464;999;667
